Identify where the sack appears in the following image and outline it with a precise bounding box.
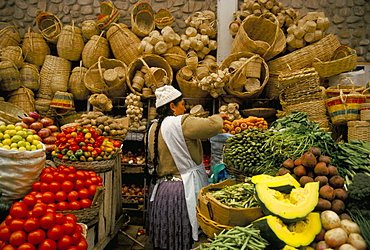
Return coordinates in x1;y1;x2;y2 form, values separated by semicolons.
0;145;46;202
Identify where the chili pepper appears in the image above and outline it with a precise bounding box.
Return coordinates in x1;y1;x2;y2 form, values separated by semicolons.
69;155;78;161
74;149;84;157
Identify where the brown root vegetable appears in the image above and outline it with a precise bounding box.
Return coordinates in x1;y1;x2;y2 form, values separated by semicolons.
293;165;307;176
324;227;348;247
318;155;331;164
282;158;295;169
315;198;332;211
329;175;344;188
327;165;339;177
321;210;341;230
334;188;348;200
315;240;330;250
331;199;346;214
308;147;322;157
301;151;317;168
340;219;360;234
314;228;326;241
277;167;291;176
338;244;357;250
339;213;352;221
347;233;367;250
319;185;335;201
315;175;329;187
307;169;315;178
314;162;329;176
294;157;302;166
291;173;300;181
299;176;314;186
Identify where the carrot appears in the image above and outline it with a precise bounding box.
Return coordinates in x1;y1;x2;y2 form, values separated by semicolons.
224;120;232;125
232;120;240;127
245;116;258;123
234;126;242;134
240;123;248;130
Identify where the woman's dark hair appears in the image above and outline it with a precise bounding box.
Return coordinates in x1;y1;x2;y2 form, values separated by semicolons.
145;95;183;184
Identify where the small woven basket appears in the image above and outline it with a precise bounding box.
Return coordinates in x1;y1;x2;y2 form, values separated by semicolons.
326;76;365;98
196;206;232;240
0;23;21;49
155;8;175;30
7;86;36;114
58;186;105;226
36;11;63;44
0;101;28;124
56;110;82;125
82;33;110;68
1;45;24;69
224;164;249;183
96;0;121;30
131;2;155;37
360;102;370;121
57;23;85;61
68;65;90;101
19;63;40;91
22;28;50;66
347;121;370;142
163;46;186;71
176;66;210;99
81;20;100;40
50;91;75;110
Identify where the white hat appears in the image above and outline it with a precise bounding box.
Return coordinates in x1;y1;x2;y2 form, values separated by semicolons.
155;85;182;108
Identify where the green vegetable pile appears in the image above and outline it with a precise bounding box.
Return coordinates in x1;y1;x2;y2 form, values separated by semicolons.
209;182;258;209
199;224;269;250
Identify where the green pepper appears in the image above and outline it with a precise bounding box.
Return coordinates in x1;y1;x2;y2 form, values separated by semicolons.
75;149;84;157
61;148;69;155
69;155;78;161
66;150;74;157
62;155;69;160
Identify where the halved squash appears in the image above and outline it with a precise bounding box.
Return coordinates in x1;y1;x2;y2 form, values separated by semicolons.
255;181;319;223
251;173;301;193
253;212;322;248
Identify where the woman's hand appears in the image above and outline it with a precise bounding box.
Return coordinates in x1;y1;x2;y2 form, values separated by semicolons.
217;113;229;120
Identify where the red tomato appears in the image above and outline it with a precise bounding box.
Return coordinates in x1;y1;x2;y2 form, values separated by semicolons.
57;165;67;171
60;167;71;175
48;203;58;210
61;181;74;193
47;224;64;241
88;171;97;177
62;220;76;235
84;179;93;187
8;219;25;232
46;207;57;214
0;226;11;241
0;240;5;249
39;183;50;193
55;191;67;202
88;185;97;198
55;213;66;225
56;201;69;211
49;181;62;193
83;172;91;180
68;201;81;211
41;192;55;204
70;230;82;245
2;244;15;250
40;173;55;184
57;235;73;250
16;242;36;250
42;167;57;174
79;198;92;209
96;176;103;184
67;246;79;250
38;239;57;250
4;215;13;225
23;217;39;232
9;202;28;219
75;171;86;181
55;173;67;183
64;214;77;224
67;166;76;174
32;203;48;218
67;191;79;202
74;180;85;190
22;194;37;207
27;228;46;245
77;188;89;199
67;173;77;182
26;211;33;219
76;237;88;250
9;230;27;247
39;213;56;230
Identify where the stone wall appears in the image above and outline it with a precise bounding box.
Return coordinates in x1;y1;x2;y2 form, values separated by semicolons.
0;0;369;62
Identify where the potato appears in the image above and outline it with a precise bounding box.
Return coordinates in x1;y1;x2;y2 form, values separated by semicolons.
347;233;367;250
321;210;341;230
324;227;348;247
340;219;360;234
338;244;357;250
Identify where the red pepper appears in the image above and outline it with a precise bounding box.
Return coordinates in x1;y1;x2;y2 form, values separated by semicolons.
81;146;88;152
57;154;64;159
75;136;84;143
87;146;94;152
54;140;61;146
95;148;102;155
91;150;98;158
66;134;73;139
60;137;68;143
70;145;80;152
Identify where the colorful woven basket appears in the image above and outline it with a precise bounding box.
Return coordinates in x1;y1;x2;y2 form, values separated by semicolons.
50;91;75;110
155;8;175;30
326;76;365;98
131;2;155;37
96;0;121;30
36;11;63;44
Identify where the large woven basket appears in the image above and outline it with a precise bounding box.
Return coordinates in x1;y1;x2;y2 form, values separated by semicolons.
36;11;63;44
0;101;28;124
163;46;186;71
131;1;155;37
58;186;105;226
0;59;20;91
20;63;40;92
312;45;358;78
196;206;232;240
326;76;365;98
268;33;341;72
347;121;370;142
221;52;269;99
1;45;24;69
230;14;286;61
22;27;50;66
127;54;173;98
0;23;21;49
176;66;210;100
360;102;370;121
82;33;110;68
7;86;36;114
106;23;141;66
57;23;85;61
68;65;90;101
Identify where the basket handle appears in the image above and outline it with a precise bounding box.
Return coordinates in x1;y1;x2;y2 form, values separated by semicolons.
0;56;19;71
337;76;355;91
258;13;280;58
0;22;20;36
228;54;261;84
362;87;370;95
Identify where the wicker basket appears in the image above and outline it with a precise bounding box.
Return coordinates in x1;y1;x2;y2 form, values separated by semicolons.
240;108;276;118
1;45;24;69
326;76;365;98
0;101;28;124
106;23;141;66
131;2;155;37
58;186;105;226
224;164;250;183
57;110;82;125
57;23;85;61
36;11;63;44
7;86;35;114
52;151;120;173
221;52;269;99
163;46;186;71
68;66;90;101
196;206;232;240
230;14;286;61
22;28;50;66
81;20;100;40
347;121;370;142
0;59;20;91
0;23;21;49
96;0;121;30
82;33;110;68
268;33;341;73
360;103;370;121
19;63;40;91
176;66;210;100
155;8;175;30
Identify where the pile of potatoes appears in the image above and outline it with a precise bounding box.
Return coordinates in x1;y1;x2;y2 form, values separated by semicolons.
277;147;348;215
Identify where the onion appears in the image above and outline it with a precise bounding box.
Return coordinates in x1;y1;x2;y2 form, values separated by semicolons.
42;135;57;145
30;121;44;131
324;227;348;247
28;111;40;120
46;125;59;132
38;128;51;138
15;122;29;129
22;116;36;125
40;117;54;126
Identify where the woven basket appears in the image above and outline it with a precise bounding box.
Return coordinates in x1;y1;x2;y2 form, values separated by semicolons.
131;2;155;37
0;23;21;49
155;8;175;30
36;11;63;44
50;91;75;110
106;23;141;66
7;86;36;114
347;121;370;142
162;46;186;71
268;33;341;72
81;20;100;40
261;71;282;99
326;76;365;98
68;65;90;101
1;45;24;69
196;206;232;240
0;101;28;124
176;66;210;99
360;102;370;121
224;164;249;183
84;56;127;97
230;14;286;61
0;59;20;91
57;23;85;61
326;90;366;125
278;67;319;86
221;52;269;99
127;54;173;98
82;33;110;68
240;108;276;118
96;0;121;30
19;63;40;91
57;110;82;125
58;186;105;226
312;46;358;78
22;28;50;66
52;150;120;173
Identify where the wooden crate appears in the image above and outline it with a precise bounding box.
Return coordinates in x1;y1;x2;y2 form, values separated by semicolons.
86;152;124;250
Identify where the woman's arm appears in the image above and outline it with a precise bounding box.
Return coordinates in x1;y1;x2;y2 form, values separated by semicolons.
182;114;224;139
